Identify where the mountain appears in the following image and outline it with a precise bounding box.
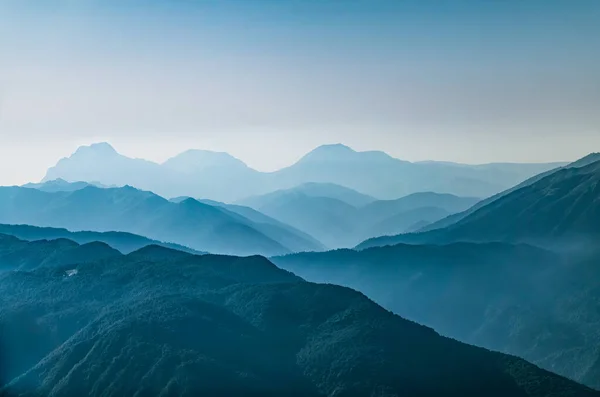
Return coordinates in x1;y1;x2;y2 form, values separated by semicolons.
359;192;479;224
22;179;110;192
42;142;565;202
162;149;250;174
0;234;121;272
272;144;565;199
0;223;201;254
357;158;600;250
172;197;326;252
418;153;600;233
0;185;320;256
272;242;600;389
362;206;452;238
0;236;596;396
242;190;478;249
161;149;266;201
238;182;377;208
43;142;174;192
246;193;360;248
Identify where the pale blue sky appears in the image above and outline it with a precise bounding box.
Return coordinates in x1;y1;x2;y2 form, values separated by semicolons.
0;0;599;185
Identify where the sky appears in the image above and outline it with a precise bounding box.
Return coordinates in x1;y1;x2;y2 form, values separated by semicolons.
0;0;599;185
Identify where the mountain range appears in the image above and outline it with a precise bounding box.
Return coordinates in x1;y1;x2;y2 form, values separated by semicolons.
272;241;600;390
0;235;596;396
0;185;323;256
42;142;565;202
417;152;600;233
357;157;600;250
0;223;201;255
271;155;600;389
22;178;111;192
241;188;479;248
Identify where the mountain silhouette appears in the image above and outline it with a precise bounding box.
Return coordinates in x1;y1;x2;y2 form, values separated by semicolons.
171;197;326;252
418;153;600;233
0;223;201;254
247;193;359;248
0;186;321;256
42;142;565;202
238;182;377;208
272;241;600;389
22;179;111;193
359;192;479;224
357;157;600;250
0;236;596;396
242;190;478;249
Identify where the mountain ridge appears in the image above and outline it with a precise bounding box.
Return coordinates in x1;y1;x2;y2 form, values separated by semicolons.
357;157;600;250
41;142;566;202
0;235;596;396
0;185;323;256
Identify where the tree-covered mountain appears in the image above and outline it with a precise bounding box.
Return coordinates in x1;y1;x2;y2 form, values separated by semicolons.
242;190;478;249
0;185;322;256
357;158;600;250
0;234;121;272
0;236;596;396
0;223;200;254
42;142;564;202
272;242;600;389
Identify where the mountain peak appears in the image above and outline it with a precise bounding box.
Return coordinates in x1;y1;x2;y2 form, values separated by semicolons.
74;142;118;156
298;144;357;163
312;143;355;154
162;149;249;172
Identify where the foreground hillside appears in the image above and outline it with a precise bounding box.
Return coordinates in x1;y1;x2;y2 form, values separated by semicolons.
0;237;595;396
0;185;323;256
357;158;600;250
273;242;600;389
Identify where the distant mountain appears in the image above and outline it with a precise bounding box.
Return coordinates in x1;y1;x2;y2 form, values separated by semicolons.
162;149;250;174
418;153;600;233
359;192;479;224
44;142;174;191
42;142;565;202
357;158;600;250
272;242;600;390
238;182;377;208
22;178;110;192
271;144;565;199
0;186;322;256
172;197;326;252
242;190;478;249
0;236;595;396
247;193;360;248
362;206;451;238
0;223;201;254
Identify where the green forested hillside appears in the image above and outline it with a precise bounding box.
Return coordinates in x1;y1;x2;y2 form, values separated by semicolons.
0;236;595;396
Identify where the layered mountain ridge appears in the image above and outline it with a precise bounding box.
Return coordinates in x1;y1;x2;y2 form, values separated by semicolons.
0;185;323;256
358;158;600;250
43;142;565;202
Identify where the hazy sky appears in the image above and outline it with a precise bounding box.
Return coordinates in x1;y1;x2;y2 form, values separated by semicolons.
1;0;599;185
